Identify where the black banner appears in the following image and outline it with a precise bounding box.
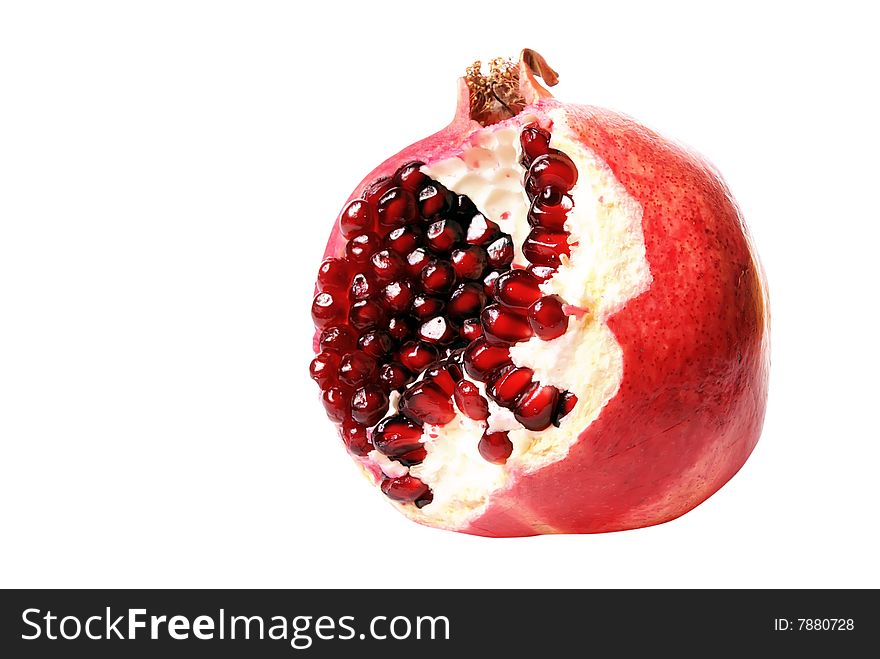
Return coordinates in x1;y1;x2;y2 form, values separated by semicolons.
0;589;874;656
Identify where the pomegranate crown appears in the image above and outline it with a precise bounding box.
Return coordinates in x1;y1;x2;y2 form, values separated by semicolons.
465;48;559;126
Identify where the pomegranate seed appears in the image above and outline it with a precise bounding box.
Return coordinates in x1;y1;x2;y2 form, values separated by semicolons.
404;247;431;278
319;325;356;353
309;350;340;389
357;329;393;359
424;364;457;396
339;199;376;238
311;291;347;329
425;218;463;253
481;304;533;345
394;161;427;192
487;366;534;407
514;384;559;431
522;228;570;266
446;347;466;370
528;295;569;340
346;232;381;264
420;260;456;294
525;152;579;196
451;245;488;280
321;385;352;423
417;316;457;345
447;282;486;319
349;271;379;301
340;420;372;456
338;351;377;388
386;316;413;341
380;280;415;313
459;318;483;341
381;475;431;505
369;249;404;282
397;447;427;467
453;194;479;222
398;341;439;373
385;225;423;255
418;183;452;218
527;264;557;282
372;415;423;458
415;492;433;508
378;362;413;391
528;187;573;230
348;299;385;330
553;391;578;425
520;125;552;166
399;381;455;425
495;270;542;308
445;359;464;382
483;270;501;297
485;235;514;269
478;431;513;464
465;214;500;245
363;177;394;205
411;294;445;320
454;380;489;420
377;187;417;227
316;258;352;292
463;338;511;381
351;385;390;426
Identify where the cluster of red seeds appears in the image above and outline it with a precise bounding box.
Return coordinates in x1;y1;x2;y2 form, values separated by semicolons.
310;125;579;507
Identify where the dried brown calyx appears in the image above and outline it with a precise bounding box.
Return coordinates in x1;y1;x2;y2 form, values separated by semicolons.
466;48;560;126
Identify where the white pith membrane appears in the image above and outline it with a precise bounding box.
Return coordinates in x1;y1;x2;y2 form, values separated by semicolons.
365;108;652;529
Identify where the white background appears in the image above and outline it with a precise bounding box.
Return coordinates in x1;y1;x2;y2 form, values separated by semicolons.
1;1;878;589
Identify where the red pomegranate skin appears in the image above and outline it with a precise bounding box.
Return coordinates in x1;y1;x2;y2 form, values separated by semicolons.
464;103;769;535
314;65;769;536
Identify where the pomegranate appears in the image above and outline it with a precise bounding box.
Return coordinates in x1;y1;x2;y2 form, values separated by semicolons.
309;49;769;536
